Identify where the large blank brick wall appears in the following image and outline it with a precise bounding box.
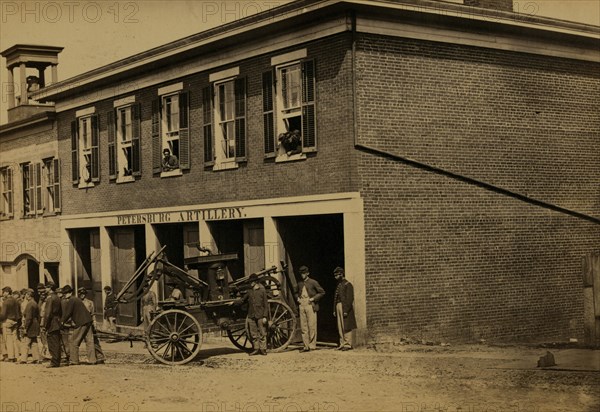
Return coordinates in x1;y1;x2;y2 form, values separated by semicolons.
357;34;600;342
58;34;357;214
356;34;600;219
361;156;599;342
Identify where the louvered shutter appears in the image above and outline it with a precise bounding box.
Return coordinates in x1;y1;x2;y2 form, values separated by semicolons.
132;103;142;176
35;163;43;213
26;164;34;216
90;115;100;182
178;91;190;170
71;120;79;184
53;158;61;212
107;110;116;180
262;71;275;155
301;60;316;150
7;168;13;216
152;99;162;174
234;77;246;160
202;86;214;166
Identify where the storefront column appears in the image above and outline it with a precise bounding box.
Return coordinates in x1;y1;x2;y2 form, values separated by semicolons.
60;227;72;286
99;226;112;289
263;217;282;281
344;210;367;346
145;223;160;295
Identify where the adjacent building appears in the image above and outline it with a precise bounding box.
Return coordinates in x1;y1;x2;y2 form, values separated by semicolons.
6;0;600;344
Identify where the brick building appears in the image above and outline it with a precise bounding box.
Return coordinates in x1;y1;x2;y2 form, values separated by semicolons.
17;0;600;344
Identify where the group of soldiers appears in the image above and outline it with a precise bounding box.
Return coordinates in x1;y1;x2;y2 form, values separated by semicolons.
0;282;107;367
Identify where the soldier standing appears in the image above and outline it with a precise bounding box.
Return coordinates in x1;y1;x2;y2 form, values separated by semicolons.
78;287;105;364
295;266;325;353
61;285;96;365
333;267;356;351
238;274;268;356
19;289;41;364
0;287;20;362
43;282;63;368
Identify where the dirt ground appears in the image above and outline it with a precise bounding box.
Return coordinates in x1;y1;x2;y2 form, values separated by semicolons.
1;338;598;412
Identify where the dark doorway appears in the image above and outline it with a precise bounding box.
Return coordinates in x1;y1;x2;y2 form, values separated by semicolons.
27;258;39;290
71;228;102;320
278;214;344;343
208;220;245;280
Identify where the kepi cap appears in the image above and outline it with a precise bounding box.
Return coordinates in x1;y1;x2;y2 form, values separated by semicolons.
298;266;309;274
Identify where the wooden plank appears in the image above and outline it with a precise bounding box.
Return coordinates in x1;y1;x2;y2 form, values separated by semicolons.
582;254;593;287
583;287;595;344
592;252;600;317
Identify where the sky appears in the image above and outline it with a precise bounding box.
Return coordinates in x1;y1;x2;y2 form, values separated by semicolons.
1;0;599;125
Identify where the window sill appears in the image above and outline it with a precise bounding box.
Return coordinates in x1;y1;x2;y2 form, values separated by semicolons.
0;215;13;221
78;181;95;189
160;169;182;178
116;175;135;184
212;161;239;171
275;153;307;163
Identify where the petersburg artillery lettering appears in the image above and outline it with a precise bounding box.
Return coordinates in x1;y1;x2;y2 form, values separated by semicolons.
116;207;245;225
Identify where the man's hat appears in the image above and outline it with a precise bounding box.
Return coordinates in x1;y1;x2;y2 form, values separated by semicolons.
249;274;258;282
61;285;73;294
333;267;345;276
103;285;112;291
45;282;57;291
37;282;46;291
24;288;35;295
77;287;87;295
298;266;309;274
2;286;12;294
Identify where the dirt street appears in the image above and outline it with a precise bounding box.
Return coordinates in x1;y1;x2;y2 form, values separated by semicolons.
1;338;598;412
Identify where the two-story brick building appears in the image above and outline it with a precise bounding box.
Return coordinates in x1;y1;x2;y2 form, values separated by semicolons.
24;0;600;344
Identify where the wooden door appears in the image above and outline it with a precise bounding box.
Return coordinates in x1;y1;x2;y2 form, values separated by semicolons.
583;251;600;345
112;229;138;326
243;220;265;277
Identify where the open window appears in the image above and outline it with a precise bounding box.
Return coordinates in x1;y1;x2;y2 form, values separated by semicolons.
203;74;246;171
108;103;141;182
43;157;61;214
152;90;189;177
263;56;316;162
71;113;99;188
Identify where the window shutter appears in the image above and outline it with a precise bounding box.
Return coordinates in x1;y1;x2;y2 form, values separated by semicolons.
301;60;317;149
53;158;61;212
0;171;5;216
27;164;34;216
202;86;214;166
132;103;142;176
152;99;162;174
262;71;275;155
71;120;79;184
234;77;247;160
90;114;100;182
35;163;43;213
7;168;13;216
178;91;190;170
107;110;116;180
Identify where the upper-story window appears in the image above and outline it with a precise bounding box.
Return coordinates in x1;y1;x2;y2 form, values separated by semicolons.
152;85;189;177
43;157;61;214
108;102;141;182
22;162;42;217
0;166;14;219
263;51;316;162
71;110;99;188
203;68;246;171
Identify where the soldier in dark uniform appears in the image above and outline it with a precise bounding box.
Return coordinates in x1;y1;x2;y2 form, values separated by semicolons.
61;285;96;365
333;267;356;351
42;282;63;367
238;274;268;356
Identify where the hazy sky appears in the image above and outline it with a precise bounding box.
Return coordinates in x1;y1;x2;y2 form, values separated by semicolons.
1;0;599;125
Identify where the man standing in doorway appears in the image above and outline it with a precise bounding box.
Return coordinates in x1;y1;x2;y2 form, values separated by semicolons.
103;286;118;332
333;267;356;351
43;282;62;368
78;287;105;364
295;266;325;353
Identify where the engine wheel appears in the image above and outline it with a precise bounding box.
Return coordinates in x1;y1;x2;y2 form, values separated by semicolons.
266;299;296;352
146;309;202;365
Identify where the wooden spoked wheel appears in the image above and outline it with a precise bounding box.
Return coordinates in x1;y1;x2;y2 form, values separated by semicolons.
146;309;202;365
266;300;296;352
227;319;253;351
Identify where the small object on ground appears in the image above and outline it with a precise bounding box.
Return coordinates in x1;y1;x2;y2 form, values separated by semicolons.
537;351;556;368
569;338;578;343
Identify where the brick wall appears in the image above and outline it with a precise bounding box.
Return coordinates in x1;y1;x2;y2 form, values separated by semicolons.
57;34;357;215
464;0;513;12
356;34;600;342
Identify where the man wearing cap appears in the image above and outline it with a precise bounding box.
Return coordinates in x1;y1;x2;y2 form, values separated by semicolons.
37;284;50;360
43;282;63;367
238;274;268;356
295;266;325;352
103;286;118;332
78;287;105;364
61;285;96;365
333;267;356;351
58;287;73;363
19;289;41;364
0;286;21;362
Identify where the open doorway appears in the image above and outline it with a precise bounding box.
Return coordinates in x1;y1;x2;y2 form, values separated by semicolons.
277;214;344;343
71;228;102;320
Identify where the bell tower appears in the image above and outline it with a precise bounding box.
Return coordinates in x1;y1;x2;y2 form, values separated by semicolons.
1;44;64;123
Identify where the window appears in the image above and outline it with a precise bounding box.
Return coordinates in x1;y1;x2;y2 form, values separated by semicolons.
108;104;141;182
22;163;34;217
152;91;189;175
0;167;13;219
71;114;99;187
43;158;61;214
203;77;246;170
263;59;316;161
